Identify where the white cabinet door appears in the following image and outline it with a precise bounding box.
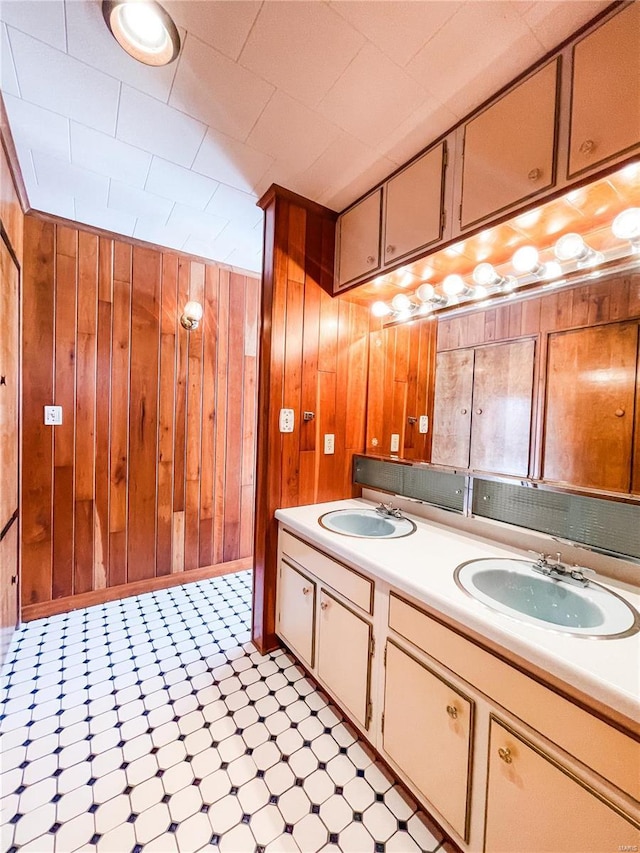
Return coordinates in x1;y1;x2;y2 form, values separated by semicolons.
336;189;382;288
383;143;446;265
383;641;473;840
485;718;640;853
317;589;372;729
278;560;315;668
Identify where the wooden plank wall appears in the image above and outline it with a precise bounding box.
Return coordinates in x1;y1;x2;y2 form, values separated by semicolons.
253;188;370;653
366;320;437;461
21;214;259;619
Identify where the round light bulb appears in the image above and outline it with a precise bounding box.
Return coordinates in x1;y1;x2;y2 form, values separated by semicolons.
416;283;435;302
391;293;411;312
119;3;167;49
473;262;499;287
371;301;391;318
442;274;466;296
512;245;540;274
555;233;587;261
104;0;181;66
612;208;640;241
184;300;203;321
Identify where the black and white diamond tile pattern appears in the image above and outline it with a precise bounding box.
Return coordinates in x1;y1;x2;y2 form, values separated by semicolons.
1;571;443;853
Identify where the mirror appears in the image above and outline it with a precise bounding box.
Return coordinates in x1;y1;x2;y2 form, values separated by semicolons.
365;317;437;461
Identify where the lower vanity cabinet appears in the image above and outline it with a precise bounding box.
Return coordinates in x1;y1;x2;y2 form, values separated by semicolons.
278;560;316;668
317;589;373;730
485;718;640;853
383;640;473;840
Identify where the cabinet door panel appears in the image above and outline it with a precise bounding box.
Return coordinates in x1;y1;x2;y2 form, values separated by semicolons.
278;560;315;668
431;349;474;468
569;4;640;177
337;189;382;288
485;719;640;853
317;590;371;728
470;339;535;476
461;60;558;227
383;642;472;840
543;324;637;492
384;143;445;265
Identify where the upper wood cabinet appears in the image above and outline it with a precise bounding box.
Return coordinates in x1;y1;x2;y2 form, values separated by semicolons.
542;322;639;493
336;188;382;289
383;143;446;266
568;2;640;178
431;339;535;477
460;60;558;228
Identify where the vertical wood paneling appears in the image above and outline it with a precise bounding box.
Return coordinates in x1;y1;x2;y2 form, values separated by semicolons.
21;214;259;615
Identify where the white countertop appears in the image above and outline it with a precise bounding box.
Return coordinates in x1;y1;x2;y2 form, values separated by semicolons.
275;498;640;725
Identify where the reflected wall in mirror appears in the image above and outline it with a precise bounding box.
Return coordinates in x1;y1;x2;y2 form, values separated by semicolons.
366;318;437;461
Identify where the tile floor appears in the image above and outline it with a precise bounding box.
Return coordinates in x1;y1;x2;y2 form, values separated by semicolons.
0;570;444;853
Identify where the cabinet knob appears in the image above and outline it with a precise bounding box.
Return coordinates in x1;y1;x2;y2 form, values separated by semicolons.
302;586;311;596
498;747;513;764
475;408;483;415
320;601;329;611
460;408;468;415
615;408;625;417
579;139;595;155
527;167;542;181
366;255;375;265
446;704;458;719
386;244;395;255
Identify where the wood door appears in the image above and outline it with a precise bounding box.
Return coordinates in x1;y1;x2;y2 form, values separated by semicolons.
277;560;316;668
543;323;638;492
430;348;474;468
0;237;20;665
461;59;558;228
569;4;640;177
337;189;382;288
485;719;640;853
383;642;473;840
470;339;535;476
383;143;445;265
317;589;371;728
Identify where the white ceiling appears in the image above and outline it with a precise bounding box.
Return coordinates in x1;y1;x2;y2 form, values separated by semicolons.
0;0;608;274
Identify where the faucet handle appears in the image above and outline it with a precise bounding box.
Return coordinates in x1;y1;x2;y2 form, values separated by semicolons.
528;550;550;566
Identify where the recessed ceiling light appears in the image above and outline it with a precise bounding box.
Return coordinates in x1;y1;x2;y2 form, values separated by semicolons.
102;0;180;66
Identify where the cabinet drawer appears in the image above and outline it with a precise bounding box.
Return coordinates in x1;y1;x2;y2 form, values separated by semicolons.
280;529;373;614
389;593;640;800
384;640;473;840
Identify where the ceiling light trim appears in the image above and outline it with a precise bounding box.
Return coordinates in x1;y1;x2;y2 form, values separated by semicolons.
102;0;181;67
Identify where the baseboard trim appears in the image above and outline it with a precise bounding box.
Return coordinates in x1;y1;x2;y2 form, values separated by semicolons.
21;557;253;622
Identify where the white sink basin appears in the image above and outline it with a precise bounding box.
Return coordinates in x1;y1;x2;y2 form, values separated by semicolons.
319;508;416;539
454;558;640;638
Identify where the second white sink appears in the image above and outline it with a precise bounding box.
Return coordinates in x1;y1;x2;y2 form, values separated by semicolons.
319;508;416;539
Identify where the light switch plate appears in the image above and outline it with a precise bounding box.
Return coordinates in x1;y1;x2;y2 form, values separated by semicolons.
279;408;294;433
44;405;63;425
419;415;429;434
324;434;335;455
390;433;400;452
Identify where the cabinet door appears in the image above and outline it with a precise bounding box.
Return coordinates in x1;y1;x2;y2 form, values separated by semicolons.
461;60;558;228
278;560;315;668
470;339;535;477
431;349;474;468
317;589;371;728
337;189;382;288
485;719;640;853
543;323;638;492
383;143;445;265
383;642;473;840
569;4;640;177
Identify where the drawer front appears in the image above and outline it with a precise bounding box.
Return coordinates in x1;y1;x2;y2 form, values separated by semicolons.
389;593;640;800
280;529;373;614
384;640;473;840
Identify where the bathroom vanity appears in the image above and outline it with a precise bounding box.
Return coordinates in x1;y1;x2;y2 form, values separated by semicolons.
274;499;640;852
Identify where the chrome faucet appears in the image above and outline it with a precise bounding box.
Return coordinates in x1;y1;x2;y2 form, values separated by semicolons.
528;551;595;588
375;502;404;519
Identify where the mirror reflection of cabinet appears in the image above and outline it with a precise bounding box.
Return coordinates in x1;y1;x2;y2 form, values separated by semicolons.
366;320;437;461
431;339;535;477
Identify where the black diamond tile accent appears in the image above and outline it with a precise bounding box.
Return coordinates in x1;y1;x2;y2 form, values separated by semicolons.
245;747;253;756
230;786;239;795
398;820;408;831
156;770;164;778
162;794;171;804
89;834;101;845
211;741;219;748
168;822;178;833
201;804;210;814
151;747;159;755
15;785;26;795
88;804;99;814
256;846;266;853
375;792;384;802
193;778;202;786
281;754;289;763
241;813;251;824
303;740;311;748
178;734;186;741
210;834;221;845
269;734;277;742
339;746;348;755
127;813;138;823
269;795;279;805
334;786;343;795
318;761;326;771
132;845;143;853
51;793;62;803
329;833;339;844
49;822;61;834
375;844;385;853
353;811;363;822
256;769;265;779
311;804;320;815
284;824;294;834
88;777;97;785
124;785;133;795
295;778;304;787
19;760;29;769
54;746;63;754
221;761;229;770
356;768;365;778
324;727;331;734
120;761;129;770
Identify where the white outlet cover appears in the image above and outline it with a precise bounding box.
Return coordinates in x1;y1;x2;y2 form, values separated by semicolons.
390;433;400;452
279;408;294;433
324;433;335;455
419;415;429;434
44;405;63;425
